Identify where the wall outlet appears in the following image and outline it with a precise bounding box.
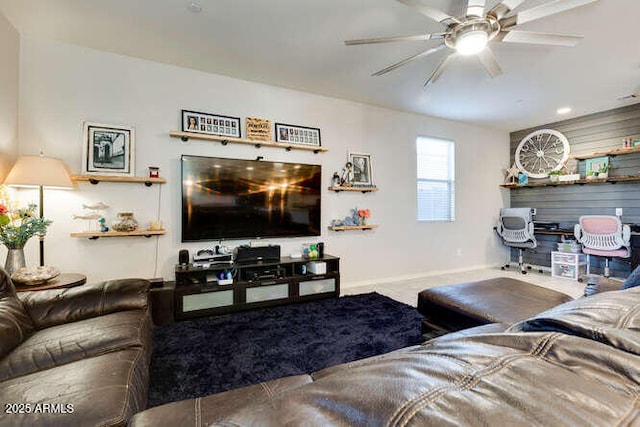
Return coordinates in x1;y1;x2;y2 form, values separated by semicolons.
616;208;623;217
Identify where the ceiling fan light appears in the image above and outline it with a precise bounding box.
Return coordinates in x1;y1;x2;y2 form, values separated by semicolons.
456;30;488;55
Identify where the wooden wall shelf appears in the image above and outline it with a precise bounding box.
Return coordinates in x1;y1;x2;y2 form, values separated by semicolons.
328;225;378;231
70;230;166;239
169;131;328;153
328;186;378;193
500;174;640;189
570;144;640;160
72;174;166;186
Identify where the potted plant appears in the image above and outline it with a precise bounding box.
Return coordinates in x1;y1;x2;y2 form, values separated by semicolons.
548;170;564;183
586;170;597;181
598;163;610;179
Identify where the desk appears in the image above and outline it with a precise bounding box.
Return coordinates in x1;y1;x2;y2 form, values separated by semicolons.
534;228;574;237
14;273;87;292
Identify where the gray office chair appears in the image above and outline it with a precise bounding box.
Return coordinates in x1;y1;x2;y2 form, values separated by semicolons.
495;208;537;274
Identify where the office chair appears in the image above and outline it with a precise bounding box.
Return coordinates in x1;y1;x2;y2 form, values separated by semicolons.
574;215;630;279
495;208;537;274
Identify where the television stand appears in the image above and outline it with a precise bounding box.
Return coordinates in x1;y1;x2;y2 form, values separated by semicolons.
172;255;340;320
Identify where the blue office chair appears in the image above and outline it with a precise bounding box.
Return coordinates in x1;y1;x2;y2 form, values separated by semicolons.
495;208;537;274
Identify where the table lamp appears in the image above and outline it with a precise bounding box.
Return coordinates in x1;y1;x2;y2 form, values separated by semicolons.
3;154;74;266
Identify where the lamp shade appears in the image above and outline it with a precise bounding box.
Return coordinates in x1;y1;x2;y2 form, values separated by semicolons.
3;155;74;189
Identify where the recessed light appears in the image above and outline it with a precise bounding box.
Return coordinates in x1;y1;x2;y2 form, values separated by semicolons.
557;107;572;115
187;2;202;13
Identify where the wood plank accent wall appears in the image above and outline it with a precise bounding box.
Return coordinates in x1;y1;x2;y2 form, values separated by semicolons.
510;102;640;224
509;102;640;274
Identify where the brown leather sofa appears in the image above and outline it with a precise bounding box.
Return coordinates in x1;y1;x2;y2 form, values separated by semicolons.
0;267;152;427
131;286;640;426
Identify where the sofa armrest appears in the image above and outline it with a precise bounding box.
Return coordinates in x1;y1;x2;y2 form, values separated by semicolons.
18;278;150;329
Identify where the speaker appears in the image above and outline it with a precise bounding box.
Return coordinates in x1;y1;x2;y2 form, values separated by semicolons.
317;242;324;258
178;249;190;265
235;245;281;263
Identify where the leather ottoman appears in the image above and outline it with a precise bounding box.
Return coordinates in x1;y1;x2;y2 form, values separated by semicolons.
417;277;573;333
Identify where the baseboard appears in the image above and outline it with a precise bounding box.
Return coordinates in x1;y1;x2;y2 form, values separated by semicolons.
341;263;497;290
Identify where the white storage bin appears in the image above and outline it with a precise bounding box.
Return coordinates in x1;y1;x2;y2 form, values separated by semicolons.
551;251;586;281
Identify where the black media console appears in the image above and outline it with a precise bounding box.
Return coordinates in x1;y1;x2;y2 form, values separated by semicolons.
171;255;340;320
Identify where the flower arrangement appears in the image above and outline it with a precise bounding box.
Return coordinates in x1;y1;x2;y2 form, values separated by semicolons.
357;209;370;225
0;186;52;248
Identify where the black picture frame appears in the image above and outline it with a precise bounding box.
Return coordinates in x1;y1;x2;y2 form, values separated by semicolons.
274;123;321;147
182;110;241;138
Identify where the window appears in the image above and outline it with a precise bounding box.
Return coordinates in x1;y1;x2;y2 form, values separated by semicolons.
416;136;455;222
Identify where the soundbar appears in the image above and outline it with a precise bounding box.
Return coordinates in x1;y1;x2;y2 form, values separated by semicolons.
235;245;281;263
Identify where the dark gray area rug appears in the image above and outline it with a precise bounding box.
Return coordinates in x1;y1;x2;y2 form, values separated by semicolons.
148;292;423;407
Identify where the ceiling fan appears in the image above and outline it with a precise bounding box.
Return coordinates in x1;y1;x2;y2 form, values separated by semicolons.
345;0;598;86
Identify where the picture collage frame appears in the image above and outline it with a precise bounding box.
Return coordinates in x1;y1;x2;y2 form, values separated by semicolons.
275;123;321;147
182;110;241;138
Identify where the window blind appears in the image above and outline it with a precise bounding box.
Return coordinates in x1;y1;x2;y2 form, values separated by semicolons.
416;137;455;221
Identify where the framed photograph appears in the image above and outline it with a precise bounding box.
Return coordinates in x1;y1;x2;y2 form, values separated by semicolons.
349;151;373;186
82;122;135;176
585;156;610;175
275;123;321;147
182;110;241;138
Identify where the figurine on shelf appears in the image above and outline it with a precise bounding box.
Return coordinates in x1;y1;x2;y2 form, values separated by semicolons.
338;162;354;186
331;172;341;187
331;207;362;227
73;201;109;232
504;163;520;185
98;217;109;232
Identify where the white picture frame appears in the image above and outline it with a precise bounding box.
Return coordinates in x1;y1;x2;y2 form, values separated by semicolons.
82;122;135;176
348;151;373;186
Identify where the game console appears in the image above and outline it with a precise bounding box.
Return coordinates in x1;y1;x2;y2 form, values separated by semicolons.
193;247;232;266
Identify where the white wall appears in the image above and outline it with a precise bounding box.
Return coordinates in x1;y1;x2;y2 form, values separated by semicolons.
16;36;510;286
0;12;19;180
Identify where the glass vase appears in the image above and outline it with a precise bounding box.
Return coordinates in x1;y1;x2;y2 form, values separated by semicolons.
4;244;26;277
112;212;139;232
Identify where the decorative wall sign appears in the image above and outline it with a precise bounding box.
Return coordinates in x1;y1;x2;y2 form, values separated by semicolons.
275;123;321;147
82;122;135;176
246;117;272;142
182;110;241;138
348;151;373;186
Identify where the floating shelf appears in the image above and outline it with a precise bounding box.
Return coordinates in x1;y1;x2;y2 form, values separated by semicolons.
500;174;640;188
72;174;166;186
70;230;166;239
170;131;328;153
328;225;378;231
570;142;640;160
328;186;378;193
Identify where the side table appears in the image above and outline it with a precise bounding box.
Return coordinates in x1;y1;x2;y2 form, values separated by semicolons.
14;273;87;292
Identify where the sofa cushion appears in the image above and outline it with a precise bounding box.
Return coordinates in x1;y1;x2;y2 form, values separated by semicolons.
0;296;36;359
129;375;312;427
508;286;640;356
19;278;149;330
0;348;149;427
0;309;151;381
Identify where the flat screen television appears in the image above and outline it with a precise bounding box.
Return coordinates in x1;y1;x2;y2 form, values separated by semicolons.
181;155;322;241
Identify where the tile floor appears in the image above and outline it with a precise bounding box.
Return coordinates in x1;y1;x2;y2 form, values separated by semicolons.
343;266;590;307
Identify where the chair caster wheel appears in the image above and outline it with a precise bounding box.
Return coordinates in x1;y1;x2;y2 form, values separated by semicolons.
578;278;583;283
501;267;505;270
521;271;527;275
527;266;532;270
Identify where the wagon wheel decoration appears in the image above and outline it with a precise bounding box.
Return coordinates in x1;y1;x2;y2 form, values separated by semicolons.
515;129;570;179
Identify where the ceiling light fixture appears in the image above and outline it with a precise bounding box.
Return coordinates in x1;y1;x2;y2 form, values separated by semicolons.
456;30;489;56
187;2;202;13
557;107;572;115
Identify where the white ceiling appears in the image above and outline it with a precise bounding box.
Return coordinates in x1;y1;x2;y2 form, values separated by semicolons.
0;0;638;131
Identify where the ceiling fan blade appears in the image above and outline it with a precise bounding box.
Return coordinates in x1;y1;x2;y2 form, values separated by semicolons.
497;30;583;46
395;0;460;26
345;33;445;46
501;0;597;27
488;0;527;20
466;0;486;18
477;48;503;78
424;53;455;86
373;44;447;77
